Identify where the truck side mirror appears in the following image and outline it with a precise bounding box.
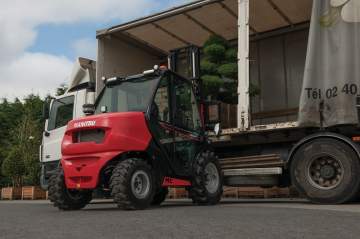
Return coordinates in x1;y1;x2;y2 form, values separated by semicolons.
204;101;221;131
83;86;96;115
83;104;95;115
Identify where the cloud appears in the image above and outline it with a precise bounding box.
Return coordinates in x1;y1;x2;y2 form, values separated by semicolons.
72;38;97;60
0;52;73;99
0;0;154;63
0;0;187;99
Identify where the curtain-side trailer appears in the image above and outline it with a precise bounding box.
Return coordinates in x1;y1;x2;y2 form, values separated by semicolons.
92;0;360;204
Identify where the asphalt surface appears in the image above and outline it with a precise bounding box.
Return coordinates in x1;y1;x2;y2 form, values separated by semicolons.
1;199;360;239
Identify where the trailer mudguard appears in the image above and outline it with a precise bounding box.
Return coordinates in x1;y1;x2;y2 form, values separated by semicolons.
286;131;360;169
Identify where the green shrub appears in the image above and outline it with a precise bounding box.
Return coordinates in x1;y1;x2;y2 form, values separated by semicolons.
218;63;238;79
1;146;25;187
203;44;226;62
203;35;228;48
200;35;259;102
225;48;237;61
200;59;218;74
202;75;223;96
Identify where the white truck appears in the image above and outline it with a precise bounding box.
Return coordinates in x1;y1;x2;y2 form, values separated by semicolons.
40;57;96;189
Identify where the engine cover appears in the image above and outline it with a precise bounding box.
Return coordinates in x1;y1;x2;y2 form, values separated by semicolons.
61;112;152;189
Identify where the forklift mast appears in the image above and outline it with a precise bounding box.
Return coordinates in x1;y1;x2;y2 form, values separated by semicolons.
168;45;220;129
168;46;202;100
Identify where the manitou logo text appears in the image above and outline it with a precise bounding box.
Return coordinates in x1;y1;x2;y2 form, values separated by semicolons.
74;121;96;128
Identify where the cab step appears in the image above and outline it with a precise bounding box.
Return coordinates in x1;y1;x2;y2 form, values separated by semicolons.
220;154;284;187
220;154;284;170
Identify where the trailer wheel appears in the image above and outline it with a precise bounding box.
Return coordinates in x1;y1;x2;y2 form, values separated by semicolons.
291;138;360;204
48;168;92;210
110;158;155;210
189;151;223;205
151;187;168;205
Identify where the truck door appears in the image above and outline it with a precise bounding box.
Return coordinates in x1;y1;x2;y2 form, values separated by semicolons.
171;75;203;176
42;95;75;163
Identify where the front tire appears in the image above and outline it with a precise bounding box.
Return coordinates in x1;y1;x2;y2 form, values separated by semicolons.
48;168;92;210
189;151;223;205
291;138;360;204
110;158;155;210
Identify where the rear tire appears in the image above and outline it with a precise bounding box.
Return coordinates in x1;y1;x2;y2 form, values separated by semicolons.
48;168;92;210
110;158;155;210
189;151;223;205
291;138;360;204
151;187;168;205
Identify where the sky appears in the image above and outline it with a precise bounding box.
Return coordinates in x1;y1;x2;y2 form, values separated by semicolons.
0;0;187;100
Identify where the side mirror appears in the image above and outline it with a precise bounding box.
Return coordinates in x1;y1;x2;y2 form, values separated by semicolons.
100;106;107;113
204;101;221;130
214;123;221;136
83;104;95;115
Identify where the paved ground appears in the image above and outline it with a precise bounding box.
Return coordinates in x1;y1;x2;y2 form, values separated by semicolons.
1;199;360;239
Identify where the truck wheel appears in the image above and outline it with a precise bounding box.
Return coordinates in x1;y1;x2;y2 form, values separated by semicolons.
48;168;92;210
291;138;360;204
110;158;155;210
189;151;223;205
151;187;168;205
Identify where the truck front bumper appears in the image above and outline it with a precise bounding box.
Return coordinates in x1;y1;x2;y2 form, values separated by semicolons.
40;160;60;190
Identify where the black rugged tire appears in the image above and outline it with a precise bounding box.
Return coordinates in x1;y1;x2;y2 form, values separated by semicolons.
291;138;360;204
151;187;168;205
110;158;155;210
48;168;92;210
189;151;223;205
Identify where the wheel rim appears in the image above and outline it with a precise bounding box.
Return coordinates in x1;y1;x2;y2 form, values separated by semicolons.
131;170;150;199
307;154;344;190
204;162;220;194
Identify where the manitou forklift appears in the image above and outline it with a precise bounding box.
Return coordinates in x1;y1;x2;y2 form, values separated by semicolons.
48;47;224;210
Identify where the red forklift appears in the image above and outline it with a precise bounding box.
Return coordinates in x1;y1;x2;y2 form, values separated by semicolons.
48;47;224;210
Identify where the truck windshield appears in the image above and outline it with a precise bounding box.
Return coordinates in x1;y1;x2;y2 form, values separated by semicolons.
95;76;160;114
48;96;74;131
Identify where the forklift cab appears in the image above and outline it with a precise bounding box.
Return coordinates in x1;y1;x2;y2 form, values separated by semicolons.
149;70;204;177
97;69;205;177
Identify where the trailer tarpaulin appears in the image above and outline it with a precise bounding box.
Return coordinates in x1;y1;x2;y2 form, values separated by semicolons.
298;0;360;127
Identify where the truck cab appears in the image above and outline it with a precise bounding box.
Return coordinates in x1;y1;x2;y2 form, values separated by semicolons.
40;90;86;189
40;57;96;190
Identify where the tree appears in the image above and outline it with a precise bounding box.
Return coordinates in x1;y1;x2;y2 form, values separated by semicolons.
0;94;44;186
14;108;42;185
200;35;259;104
1;147;25;187
56;83;68;96
0;98;25;186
